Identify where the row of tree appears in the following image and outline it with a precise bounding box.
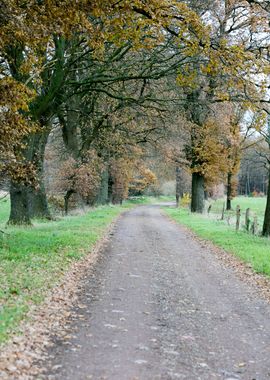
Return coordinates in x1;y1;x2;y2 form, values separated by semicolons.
1;1;270;235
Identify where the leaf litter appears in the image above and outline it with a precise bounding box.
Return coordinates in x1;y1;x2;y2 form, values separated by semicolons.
0;220;118;380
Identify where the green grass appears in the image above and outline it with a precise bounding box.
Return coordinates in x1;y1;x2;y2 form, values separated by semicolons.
0;193;172;343
211;196;266;214
0;196;10;224
127;195;175;205
164;204;270;279
0;198;134;344
208;196;266;227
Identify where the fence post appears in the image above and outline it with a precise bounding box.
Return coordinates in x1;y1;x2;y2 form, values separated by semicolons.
236;205;241;231
221;202;225;220
245;208;251;232
251;215;258;235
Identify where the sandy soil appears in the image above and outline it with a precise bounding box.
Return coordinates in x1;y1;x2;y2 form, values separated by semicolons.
42;205;270;380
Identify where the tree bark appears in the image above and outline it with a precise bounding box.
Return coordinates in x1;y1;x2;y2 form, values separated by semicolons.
262;170;270;237
8;129;51;223
191;172;205;213
108;172;114;204
26;129;51;219
8;182;31;225
185;88;209;214
28;184;51;219
175;167;182;207
64;189;75;215
96;167;109;205
59;97;80;159
226;172;232;211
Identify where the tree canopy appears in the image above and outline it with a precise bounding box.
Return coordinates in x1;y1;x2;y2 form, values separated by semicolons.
2;0;270;232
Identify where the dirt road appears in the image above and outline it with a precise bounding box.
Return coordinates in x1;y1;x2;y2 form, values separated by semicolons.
44;205;270;380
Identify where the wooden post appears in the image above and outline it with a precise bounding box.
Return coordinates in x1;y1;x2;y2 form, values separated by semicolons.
236;205;241;231
245;208;251;232
251;215;258;235
176;194;180;208
221;202;225;220
207;204;212;216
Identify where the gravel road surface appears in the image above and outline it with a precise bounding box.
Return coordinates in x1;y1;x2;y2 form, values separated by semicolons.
45;205;270;380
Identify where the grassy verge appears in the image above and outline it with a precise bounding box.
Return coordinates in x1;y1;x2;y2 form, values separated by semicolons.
210;196;266;216
0;194;172;343
164;206;270;277
0;201;133;344
207;196;266;227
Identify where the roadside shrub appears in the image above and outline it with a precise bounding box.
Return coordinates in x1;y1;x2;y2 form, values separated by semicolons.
47;194;65;212
181;193;191;208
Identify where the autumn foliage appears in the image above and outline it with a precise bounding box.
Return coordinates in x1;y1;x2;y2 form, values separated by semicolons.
0;77;36;180
1;0;270;228
109;156;157;204
57;150;104;207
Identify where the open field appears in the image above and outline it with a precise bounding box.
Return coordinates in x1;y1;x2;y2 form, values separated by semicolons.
165;196;270;279
207;196;267;227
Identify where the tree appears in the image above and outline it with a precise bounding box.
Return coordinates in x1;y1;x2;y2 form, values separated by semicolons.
175;0;269;212
56;150;104;214
1;0;210;223
238;139;268;196
2;0;268;222
257;116;270;237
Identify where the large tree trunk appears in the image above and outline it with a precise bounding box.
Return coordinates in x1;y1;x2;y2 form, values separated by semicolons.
185;88;209;214
112;188;122;205
28;184;51;219
96;167;109;205
108;172;114;204
27;129;51;219
226;172;232;211
8;129;51;224
64;189;75;215
191;172;205;213
59;97;80;159
175;166;182;207
262;170;270;237
8;37;66;224
8;182;31;225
